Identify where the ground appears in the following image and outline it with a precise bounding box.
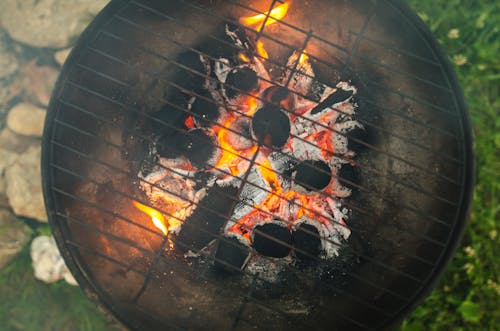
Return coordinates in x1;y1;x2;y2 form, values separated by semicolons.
0;0;498;330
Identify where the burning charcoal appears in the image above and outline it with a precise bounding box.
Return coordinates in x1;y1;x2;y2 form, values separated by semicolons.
251;104;290;148
225;67;259;99
226;117;253;151
252;223;292;258
293;223;321;261
346;127;367;153
214;237;251;271
294;160;332;191
262;86;289;104
190;94;220;127
337;163;358;190
176;129;217;168
151;95;190;134
174;50;208;94
311;88;354;115
176;186;239;252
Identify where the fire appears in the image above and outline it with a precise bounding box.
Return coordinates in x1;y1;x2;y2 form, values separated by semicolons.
213;116;258;177
212;93;260;177
228;153;334;243
239;2;289;31
132;201;168;235
256;41;269;60
299;50;308;65
239;53;250;63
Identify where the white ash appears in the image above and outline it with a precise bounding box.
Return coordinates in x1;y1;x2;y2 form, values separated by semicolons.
268;151;293;190
213;57;231;85
138;157;211;234
139;24;364;271
231;167;269;220
285;51;315;98
139;163;197;207
225;117;253;150
245;254;294;283
30;236;77;286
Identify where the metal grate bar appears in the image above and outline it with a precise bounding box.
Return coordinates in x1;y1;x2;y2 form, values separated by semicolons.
211;0;350;54
230;274;259;331
56;89;451;250
79;50;464;217
357;96;457;138
63;202;366;329
134;305;187;331
65;239;148;276
65;239;187;331
130;0;459;122
55;209;157;258
284;30;313;87
253;0;282;43
350;32;441;66
340;9;375;77
50;138;426;285
354;53;453;92
49;136;426;286
67;56;461;227
101;5;455;149
132;235;170;303
50;167;394;326
177;0;459;117
58;189;380;330
97;18;464;185
51;117;443;269
49;148;413;302
51;177;162;238
58;78;454;245
85;27;464;194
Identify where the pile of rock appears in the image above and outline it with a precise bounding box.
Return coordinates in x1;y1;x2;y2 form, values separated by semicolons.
0;0;108;285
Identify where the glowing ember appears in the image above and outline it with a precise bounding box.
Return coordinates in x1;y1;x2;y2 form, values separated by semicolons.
132;201;168;235
184;115;195;129
299;50;308;65
239;2;289;31
138;3;362;275
239;53;250;63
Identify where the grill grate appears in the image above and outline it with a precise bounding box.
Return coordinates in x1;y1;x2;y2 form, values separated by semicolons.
42;0;474;330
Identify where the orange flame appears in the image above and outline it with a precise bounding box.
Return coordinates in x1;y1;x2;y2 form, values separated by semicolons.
299;50;308;65
133;201;168;235
214;116;258;177
256;41;269;60
239;53;250;63
239;2;289;31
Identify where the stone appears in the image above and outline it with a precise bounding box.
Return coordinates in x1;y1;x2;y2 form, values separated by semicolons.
0;209;31;270
17;62;59;107
5;146;47;222
54;48;72;66
0;148;17;207
0;30;18;79
6;103;46;137
0;0;108;48
30;235;77;285
0;128;40;154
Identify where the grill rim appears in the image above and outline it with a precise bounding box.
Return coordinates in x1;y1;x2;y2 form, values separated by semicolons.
41;0;475;330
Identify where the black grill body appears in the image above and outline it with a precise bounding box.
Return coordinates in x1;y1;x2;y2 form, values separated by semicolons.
42;0;474;330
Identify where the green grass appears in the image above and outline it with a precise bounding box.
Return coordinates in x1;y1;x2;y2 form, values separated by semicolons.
399;0;500;330
0;243;115;331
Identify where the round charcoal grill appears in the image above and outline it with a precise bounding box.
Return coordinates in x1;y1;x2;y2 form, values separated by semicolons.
42;0;474;330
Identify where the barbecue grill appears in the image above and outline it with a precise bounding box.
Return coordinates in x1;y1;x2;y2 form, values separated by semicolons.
41;0;474;330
